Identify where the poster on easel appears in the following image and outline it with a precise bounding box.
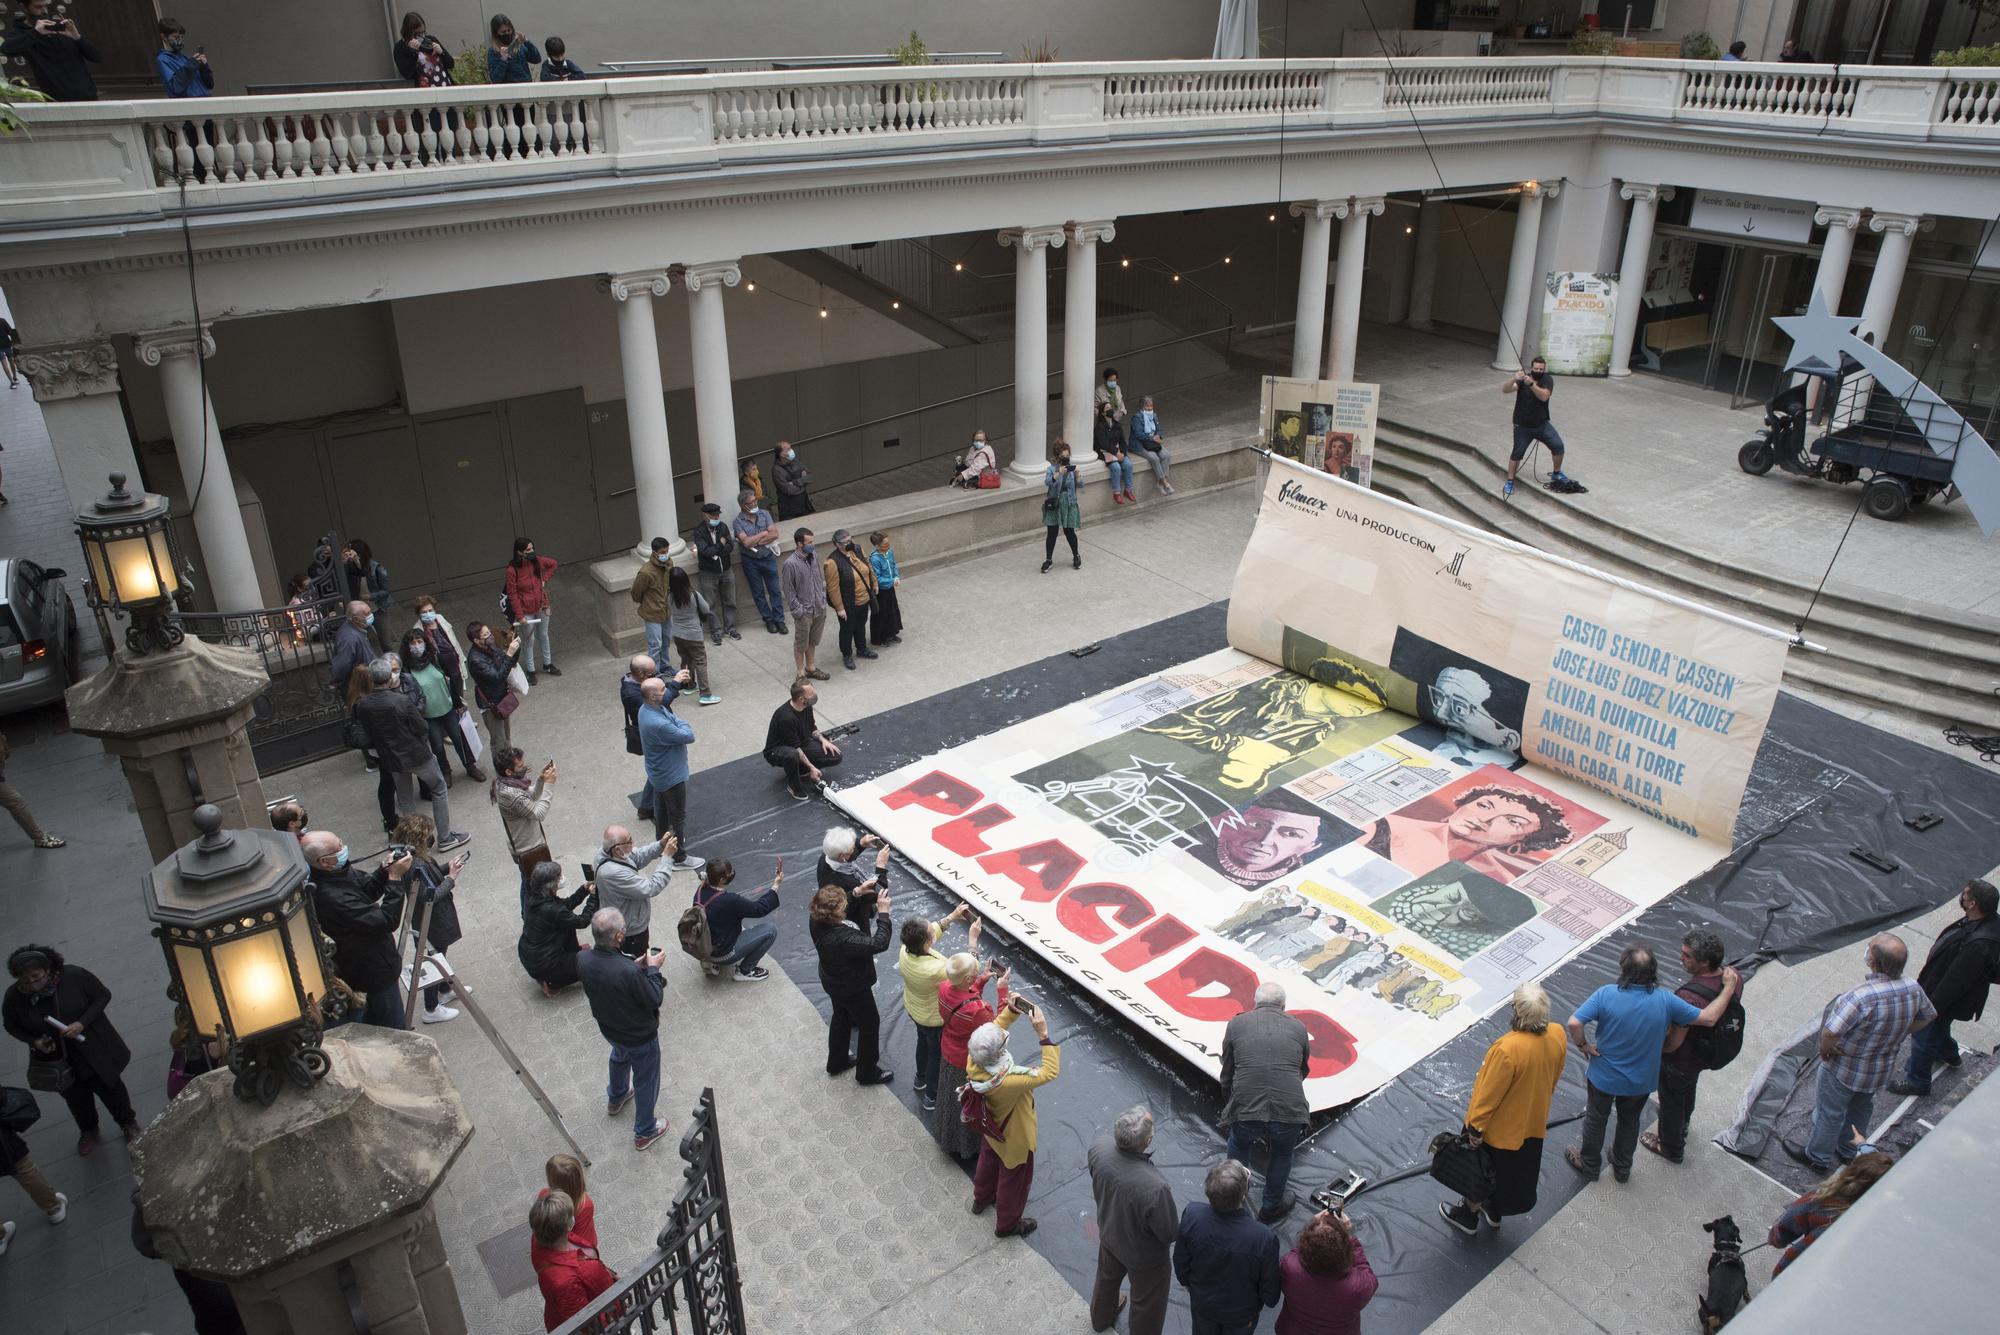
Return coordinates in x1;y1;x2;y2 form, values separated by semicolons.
1539;273;1618;377
1258;375;1379;486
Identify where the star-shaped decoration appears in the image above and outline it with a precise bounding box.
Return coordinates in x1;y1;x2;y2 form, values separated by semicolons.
1772;287;1862;376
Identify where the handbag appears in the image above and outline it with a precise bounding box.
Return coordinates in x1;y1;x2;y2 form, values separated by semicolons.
26;1056;74;1096
343;716;369;750
1427;1128;1496;1201
506;664;532;699
493;689;523;720
0;1085;40;1133
977;468;1001;489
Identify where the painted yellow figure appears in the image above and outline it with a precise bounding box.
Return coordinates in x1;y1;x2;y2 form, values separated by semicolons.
1144;672;1384;792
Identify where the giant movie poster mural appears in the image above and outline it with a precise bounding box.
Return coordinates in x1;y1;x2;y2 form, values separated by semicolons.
834;459;1791;1108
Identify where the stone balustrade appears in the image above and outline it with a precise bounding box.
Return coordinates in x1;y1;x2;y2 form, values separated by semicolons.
2;57;1995;227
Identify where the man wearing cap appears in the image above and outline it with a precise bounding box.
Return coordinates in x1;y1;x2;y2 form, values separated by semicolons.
732;489;786;636
629;537;674;662
692;503;740;645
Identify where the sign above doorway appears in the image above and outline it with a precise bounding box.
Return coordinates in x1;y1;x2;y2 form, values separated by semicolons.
1687;190;1815;245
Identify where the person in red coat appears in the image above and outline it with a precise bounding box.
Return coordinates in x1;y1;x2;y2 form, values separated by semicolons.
504;538;562;682
531;1190;616;1331
1274;1208;1376;1335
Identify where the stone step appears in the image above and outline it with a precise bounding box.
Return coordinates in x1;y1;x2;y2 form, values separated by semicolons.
1368;432;2000;736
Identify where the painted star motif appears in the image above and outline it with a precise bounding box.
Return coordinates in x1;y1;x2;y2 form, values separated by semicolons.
1772;287;1861;376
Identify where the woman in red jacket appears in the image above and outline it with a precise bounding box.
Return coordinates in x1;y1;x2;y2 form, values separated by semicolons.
531;1190;616;1331
504;537;561;683
933;952;1011;1161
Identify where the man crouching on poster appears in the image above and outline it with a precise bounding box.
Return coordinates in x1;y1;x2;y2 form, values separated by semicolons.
1501;357;1585;497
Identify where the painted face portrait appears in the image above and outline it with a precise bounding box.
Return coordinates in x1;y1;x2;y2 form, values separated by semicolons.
1428;668;1521;752
1215;804;1324;878
1444;792;1544;853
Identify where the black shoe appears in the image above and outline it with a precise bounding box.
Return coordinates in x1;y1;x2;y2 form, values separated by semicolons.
636;809;654;821
856;649;878;660
788;785;812;801
543;664;562;677
1478;1203;1502;1229
1781;1138;1832;1172
726;628;742;641
1256;1194;1295;1225
1612;1167;1631;1184
857;1069;895;1087
765;621;781;634
1439;1201;1479;1236
709;635;723;646
842;655;857;671
998;1218;1039;1238
1072;556;1082;569
921;1092;937;1112
1887;1080;1928;1097
775;621;788;635
1943;1050;1963;1068
526;670;540;686
1040;559;1053;573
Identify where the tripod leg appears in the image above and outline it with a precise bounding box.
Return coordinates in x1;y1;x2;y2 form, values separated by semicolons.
425;952;593;1168
403;899;435;1029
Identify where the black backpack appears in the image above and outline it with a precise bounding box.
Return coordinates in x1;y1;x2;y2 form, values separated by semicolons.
1683;977;1745;1071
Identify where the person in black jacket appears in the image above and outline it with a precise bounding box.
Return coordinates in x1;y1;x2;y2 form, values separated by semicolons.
3;945;140;1156
3;2;100;103
809;884;895;1086
765;679;842;799
519;862;594;998
576;907;670;1150
394;814;467;1025
354;659;466;851
303;832;415;1030
1892;878;2000;1095
393;11;454;87
465;621;522;752
692;502;739;643
695;858;781;981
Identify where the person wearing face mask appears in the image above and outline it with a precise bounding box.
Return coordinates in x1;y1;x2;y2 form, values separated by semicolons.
409;593;467;693
782;529;830;683
733;489;786;635
394;11;453;88
772;440;814;520
4;945;140;1156
491;747;558;915
821;529;879;673
666;565;721;705
342;540;393;652
155;18;212;98
465;620;523;752
302;832;419;1030
1094;366;1128;426
691;504;739;645
1094;399;1136;506
485;13;541;84
506;538;561;683
402;629;485;782
955;432;998;488
329;600;377;695
354;658;468;851
1041;441;1083;573
629;537;675;663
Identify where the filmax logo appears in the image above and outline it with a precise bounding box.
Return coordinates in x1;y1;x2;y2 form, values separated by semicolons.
1277;479;1327;512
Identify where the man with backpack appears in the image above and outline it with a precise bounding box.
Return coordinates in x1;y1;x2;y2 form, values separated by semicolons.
1643;929;1744;1164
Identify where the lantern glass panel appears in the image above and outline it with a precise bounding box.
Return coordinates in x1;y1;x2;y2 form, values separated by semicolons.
100;530;179;604
213;927;302;1037
172;942;225;1037
284;908;327;1006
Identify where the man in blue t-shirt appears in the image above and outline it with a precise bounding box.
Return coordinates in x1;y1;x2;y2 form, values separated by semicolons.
1565;944;1741;1181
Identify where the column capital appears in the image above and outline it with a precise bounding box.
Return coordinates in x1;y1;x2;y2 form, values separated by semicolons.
601;270;671;301
1815;205;1865;230
1868;211;1925;237
17;341;119;402
1067;219;1116;246
1331;196;1386;220
1524;180;1561;201
1288;199;1342;222
1619;182;1674;204
133;325;216;366
680;261;742;293
999;225;1067;252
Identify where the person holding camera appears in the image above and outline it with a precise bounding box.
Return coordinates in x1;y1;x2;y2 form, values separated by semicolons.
1094;399;1137;506
935;954;1010;1159
964;999;1061;1238
809;884;895;1086
392;814;467;1025
517;862;595;999
818;827;889;926
303;831;418;1031
577;906;671;1152
394;12;454;87
485;13;541;84
593;825;678;960
1041;441;1083;573
155;18;212;99
1274;1208;1375;1335
3;1;100;103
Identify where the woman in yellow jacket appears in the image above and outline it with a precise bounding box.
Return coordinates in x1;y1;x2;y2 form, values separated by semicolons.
896;905;978;1114
1440;981;1567;1236
964;1001;1060;1239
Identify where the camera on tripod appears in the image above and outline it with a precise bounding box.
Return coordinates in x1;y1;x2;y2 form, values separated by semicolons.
1309;1170;1367;1213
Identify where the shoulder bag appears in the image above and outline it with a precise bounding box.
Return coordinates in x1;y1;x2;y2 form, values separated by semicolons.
27;1055;74;1095
1427;1128;1495;1201
978;467;1001;489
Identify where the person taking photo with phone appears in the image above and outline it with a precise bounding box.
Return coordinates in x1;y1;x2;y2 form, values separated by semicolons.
577;907;671;1153
964;996;1062;1238
3;1;101;103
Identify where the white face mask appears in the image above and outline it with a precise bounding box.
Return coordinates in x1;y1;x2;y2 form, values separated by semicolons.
407;643;425;658
656;553;672;565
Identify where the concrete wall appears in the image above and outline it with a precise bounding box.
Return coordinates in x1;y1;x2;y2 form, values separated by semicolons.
1427;198;1520;336
169;0;399;94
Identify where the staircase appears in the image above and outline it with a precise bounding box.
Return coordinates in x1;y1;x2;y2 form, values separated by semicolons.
1369;420;2000;741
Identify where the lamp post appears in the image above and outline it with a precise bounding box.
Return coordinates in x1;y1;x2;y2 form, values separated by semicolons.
142;803;343;1105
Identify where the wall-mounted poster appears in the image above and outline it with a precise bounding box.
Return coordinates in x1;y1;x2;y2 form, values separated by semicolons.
1540;273;1618;377
1258;376;1378;485
834;460;1792;1109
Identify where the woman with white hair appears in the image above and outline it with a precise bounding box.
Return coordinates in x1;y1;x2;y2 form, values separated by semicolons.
1439;980;1567;1235
964;1000;1061;1238
934;952;1012;1160
816;826;891;927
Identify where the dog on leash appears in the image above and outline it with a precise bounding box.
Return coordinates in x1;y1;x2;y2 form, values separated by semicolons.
1697;1215;1750;1332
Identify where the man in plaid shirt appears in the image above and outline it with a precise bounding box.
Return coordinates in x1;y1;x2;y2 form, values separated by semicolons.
1785;934;1935;1172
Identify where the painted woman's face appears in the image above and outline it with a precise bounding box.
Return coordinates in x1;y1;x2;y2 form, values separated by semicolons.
1216;805;1323;874
1445;793;1542;850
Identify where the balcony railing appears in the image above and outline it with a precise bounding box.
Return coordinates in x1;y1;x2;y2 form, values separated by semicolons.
3;57;1996;226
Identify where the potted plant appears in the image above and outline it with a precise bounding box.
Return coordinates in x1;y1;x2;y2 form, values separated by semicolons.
1681;30;1722;61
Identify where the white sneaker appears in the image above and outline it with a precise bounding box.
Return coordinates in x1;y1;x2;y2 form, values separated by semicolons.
422;1006;460;1024
0;1219;13;1256
672;854;707;873
47;1193;66;1224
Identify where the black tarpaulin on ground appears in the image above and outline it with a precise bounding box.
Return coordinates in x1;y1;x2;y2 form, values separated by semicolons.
679;602;2000;1335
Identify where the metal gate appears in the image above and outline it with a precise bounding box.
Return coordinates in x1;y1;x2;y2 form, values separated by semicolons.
554;1088;748;1335
177;532;351;773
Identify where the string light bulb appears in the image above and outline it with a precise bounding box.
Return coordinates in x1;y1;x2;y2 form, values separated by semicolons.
1121;258;1130;267
1405;226;1413;235
891;300;901;309
954;262;964;272
1172;273;1181;282
745;281;756;291
1268;212;1277;221
1223;256;1232;264
819;307;829;318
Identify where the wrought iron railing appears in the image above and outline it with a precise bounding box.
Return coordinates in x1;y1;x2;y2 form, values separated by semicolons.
553;1088;747;1335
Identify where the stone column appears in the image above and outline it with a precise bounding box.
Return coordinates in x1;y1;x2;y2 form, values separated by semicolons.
1325;197;1385;383
1494;183;1558;370
1406;197;1442;330
134;326;263;613
1062;219;1116;452
683;260;744;516
605;270;683;558
1289;201;1338;377
16;341;146;519
1002;225;1066;476
1811;205;1864;310
1858;211;1922;349
1607;182;1672;379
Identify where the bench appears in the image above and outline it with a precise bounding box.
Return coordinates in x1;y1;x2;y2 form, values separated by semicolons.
1641;313;1712;368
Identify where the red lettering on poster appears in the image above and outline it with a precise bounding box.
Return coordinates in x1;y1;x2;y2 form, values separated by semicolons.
1053;883;1156;944
879;770;982;817
1102;916;1196;971
934;804;1014;856
1145;948;1258;1022
1293;1011;1359;1078
974;840;1084;903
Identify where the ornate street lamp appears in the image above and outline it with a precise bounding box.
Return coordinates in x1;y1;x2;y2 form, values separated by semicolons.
143;803;343;1105
74;470;188;655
